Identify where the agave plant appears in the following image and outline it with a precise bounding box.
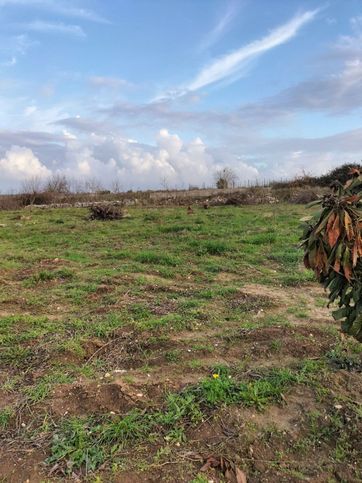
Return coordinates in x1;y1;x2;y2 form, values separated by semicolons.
301;168;362;341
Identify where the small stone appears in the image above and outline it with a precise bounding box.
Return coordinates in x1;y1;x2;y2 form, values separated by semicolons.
104;372;111;378
334;404;343;409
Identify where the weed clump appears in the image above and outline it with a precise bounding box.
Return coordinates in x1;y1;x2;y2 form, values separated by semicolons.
88;204;127;221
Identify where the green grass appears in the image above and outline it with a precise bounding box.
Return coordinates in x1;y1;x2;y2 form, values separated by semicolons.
25;268;74;286
134;250;179;266
0;204;357;481
0;407;14;429
46;363;322;474
25;371;74;403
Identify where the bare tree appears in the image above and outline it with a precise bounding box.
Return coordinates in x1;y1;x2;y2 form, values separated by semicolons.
160;176;170;191
44;174;70;193
21;176;43;194
69;177;85;193
84;177;103;193
20;176;44;205
111;178;122;193
214;167;238;189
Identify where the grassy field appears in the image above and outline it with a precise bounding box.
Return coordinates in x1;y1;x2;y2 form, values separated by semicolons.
0;204;361;482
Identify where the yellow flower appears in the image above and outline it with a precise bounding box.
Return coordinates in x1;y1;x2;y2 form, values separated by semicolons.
212;373;219;379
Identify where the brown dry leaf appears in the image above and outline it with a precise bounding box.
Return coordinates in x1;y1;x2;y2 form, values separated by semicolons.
200;456;219;471
328;214;340;247
344;211;353;241
200;455;247;483
326;212;336;232
344;262;352;282
357;234;362;256
235;467;247;483
334;257;341;272
352;242;358;267
316;244;328;273
303;253;311;269
344;194;360;203
225;468;234;481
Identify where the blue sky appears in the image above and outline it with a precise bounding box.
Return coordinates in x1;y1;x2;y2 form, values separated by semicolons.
0;0;362;191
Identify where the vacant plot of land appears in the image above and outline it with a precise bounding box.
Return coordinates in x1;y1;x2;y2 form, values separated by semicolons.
0;205;361;482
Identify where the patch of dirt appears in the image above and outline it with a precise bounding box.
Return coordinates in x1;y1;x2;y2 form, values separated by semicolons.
229;291;274;312
246;386;320;436
50;381;139;417
215;271;240;282
112;472;156;483
87;283;114;301
0;450;46;483
225;326;335;360
328;370;362;402
38;258;68;267
148;299;177;316
0;390;17;410
114;370;203;395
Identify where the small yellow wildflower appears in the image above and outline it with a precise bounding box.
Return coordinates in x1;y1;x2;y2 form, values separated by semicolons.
212;373;219;379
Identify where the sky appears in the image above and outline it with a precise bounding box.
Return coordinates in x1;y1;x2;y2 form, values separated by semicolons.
0;0;362;192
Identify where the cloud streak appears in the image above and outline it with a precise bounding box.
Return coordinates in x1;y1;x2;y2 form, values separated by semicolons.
25;20;86;38
0;0;109;23
198;0;241;51
187;9;319;92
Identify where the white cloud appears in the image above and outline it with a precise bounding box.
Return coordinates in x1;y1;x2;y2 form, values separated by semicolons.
199;0;241;51
25;21;86;38
58;130;221;189
0;145;51;190
0;0;109;23
186;9;319;92
0;129;259;191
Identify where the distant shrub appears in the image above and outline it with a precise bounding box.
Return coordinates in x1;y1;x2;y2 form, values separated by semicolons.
272;163;362;190
316;163;362;186
290;189;319;204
